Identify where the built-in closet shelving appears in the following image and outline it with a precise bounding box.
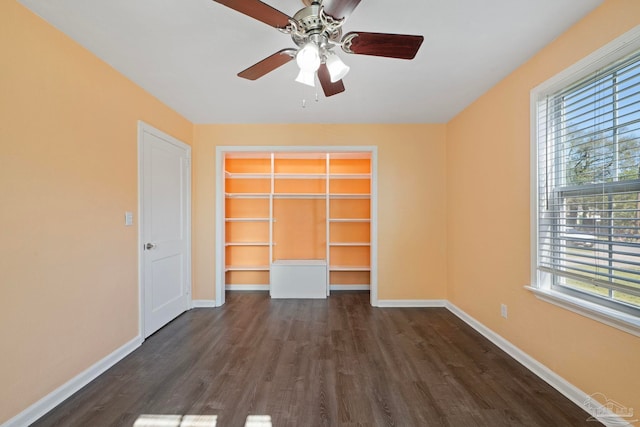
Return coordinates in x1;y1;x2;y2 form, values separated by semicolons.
224;152;371;291
327;155;371;288
225;155;271;286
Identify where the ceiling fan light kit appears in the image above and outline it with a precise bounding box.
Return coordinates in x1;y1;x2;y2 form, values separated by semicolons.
325;52;350;83
213;0;424;96
295;68;317;87
296;42;322;73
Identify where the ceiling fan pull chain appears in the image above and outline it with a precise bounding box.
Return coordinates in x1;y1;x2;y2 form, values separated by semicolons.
302;99;306;108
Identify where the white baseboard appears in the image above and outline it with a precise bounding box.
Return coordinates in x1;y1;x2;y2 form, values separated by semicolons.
226;285;269;291
225;285;371;292
376;299;447;308
226;285;370;292
2;335;142;427
445;302;635;427
330;285;370;291
191;299;217;308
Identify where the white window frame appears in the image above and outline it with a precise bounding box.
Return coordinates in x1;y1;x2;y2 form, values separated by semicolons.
528;25;640;337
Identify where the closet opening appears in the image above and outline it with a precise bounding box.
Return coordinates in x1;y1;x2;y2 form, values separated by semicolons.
215;147;377;306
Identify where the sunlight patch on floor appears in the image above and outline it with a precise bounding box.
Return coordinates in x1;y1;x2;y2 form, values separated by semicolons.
244;415;273;426
133;414;272;427
133;415;217;427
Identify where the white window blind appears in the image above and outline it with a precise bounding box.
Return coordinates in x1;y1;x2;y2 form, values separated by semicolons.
536;49;640;312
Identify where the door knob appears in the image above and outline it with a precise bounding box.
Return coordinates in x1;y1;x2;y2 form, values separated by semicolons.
145;243;156;250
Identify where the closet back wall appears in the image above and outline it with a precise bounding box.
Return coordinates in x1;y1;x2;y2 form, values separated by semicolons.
192;124;447;302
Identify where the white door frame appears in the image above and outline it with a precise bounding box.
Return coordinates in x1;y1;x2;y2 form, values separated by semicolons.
138;121;192;338
215;145;378;307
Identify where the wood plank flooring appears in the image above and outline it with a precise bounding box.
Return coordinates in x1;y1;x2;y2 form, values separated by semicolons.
32;292;600;426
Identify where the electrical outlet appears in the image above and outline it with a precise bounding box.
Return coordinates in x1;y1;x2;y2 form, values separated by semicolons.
501;304;508;319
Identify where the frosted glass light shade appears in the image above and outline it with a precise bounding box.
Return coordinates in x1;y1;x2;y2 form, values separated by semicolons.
295;69;316;87
296;43;321;72
325;53;350;82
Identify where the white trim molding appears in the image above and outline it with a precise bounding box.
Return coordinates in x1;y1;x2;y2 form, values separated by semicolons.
376;299;447;308
225;285;270;292
529;25;640;341
531;25;640;98
330;285;370;291
2;336;142;427
526;286;640;338
445;302;634;427
191;300;218;308
215;146;379;308
369;147;379;307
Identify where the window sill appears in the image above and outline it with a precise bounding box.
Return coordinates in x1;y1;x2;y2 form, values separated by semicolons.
525;286;640;338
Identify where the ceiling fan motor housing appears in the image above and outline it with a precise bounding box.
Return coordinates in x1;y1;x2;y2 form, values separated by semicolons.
290;3;342;50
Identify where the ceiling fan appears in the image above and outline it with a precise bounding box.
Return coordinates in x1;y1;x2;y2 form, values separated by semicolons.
212;0;424;97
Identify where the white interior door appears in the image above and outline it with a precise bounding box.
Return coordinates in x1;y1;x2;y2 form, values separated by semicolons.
140;123;191;338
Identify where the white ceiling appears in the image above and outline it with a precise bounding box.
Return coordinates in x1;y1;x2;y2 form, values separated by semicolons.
18;0;603;124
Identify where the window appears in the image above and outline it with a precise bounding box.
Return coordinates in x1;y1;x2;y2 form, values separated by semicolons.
532;32;640;328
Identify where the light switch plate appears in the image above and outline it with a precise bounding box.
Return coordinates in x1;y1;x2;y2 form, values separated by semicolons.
125;211;134;226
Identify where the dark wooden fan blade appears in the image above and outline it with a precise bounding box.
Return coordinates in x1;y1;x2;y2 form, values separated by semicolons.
342;32;424;59
322;0;361;20
213;0;291;28
318;63;345;97
238;49;296;80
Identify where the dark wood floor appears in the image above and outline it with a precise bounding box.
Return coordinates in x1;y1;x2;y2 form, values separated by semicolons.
33;292;599;426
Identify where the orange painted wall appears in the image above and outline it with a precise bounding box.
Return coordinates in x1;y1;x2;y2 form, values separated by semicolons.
0;1;192;423
446;0;640;416
192;124;448;301
4;0;639;423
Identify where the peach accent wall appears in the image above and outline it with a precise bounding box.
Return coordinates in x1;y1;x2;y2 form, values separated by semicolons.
0;1;192;423
446;0;640;416
192;124;448;301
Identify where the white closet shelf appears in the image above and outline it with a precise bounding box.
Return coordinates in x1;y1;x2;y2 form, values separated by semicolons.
329;194;370;199
225;242;270;246
225;218;271;222
225;171;271;179
328;173;371;179
274;173;326;179
225;193;271;199
329;266;371;271
273;193;326;199
329;242;371;246
225;266;270;272
329;218;371;223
